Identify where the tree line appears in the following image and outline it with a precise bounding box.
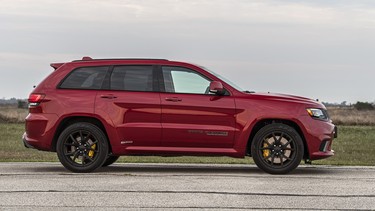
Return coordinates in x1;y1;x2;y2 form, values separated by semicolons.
323;101;374;110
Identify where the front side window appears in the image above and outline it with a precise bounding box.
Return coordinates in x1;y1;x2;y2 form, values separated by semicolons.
162;66;211;94
60;66;109;89
110;66;154;91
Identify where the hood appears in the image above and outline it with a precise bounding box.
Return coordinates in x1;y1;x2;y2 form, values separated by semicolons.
247;92;323;107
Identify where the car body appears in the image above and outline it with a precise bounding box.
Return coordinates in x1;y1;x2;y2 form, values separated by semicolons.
23;57;337;174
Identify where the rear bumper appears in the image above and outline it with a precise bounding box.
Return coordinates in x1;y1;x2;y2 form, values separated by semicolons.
23;113;59;151
22;132;50;151
22;132;35;149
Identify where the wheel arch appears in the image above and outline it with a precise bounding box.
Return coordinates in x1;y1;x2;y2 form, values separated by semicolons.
246;119;309;159
51;116;112;153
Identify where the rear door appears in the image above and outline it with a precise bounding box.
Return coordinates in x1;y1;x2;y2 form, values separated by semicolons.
160;66;236;148
95;65;162;147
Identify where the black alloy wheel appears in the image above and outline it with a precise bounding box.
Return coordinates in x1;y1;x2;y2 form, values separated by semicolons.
56;122;108;173
251;123;304;174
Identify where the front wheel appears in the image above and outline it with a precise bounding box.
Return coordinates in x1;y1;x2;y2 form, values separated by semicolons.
56;122;109;173
251;123;304;174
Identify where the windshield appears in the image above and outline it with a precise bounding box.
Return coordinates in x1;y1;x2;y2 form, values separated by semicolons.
200;66;245;91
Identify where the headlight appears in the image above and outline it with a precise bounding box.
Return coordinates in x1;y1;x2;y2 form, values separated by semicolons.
306;108;328;120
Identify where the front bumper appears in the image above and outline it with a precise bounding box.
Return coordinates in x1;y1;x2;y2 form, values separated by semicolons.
302;117;337;160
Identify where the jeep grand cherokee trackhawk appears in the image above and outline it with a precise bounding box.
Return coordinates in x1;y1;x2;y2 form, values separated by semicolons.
23;57;337;174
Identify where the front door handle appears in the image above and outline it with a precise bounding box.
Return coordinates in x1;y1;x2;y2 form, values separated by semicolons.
165;97;182;102
100;94;117;99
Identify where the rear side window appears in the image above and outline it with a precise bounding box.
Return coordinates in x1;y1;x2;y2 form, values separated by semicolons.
110;66;154;91
60;66;109;89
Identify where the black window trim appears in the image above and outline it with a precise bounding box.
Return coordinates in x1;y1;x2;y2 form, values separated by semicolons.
58;65;162;93
57;64;230;95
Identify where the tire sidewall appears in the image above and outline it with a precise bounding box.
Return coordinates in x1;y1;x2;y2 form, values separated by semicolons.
102;156;120;167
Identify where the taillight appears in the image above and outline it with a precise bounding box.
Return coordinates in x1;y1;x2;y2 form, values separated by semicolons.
28;94;45;106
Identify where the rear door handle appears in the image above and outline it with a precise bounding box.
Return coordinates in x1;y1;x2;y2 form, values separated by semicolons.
165;97;182;102
100;94;117;99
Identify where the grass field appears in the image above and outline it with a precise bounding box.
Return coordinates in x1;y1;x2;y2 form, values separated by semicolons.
328;107;375;126
2;106;375;126
0;107;28;123
1;123;374;166
0;105;375;125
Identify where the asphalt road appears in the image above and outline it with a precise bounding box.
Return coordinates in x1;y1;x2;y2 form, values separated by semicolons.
0;162;374;210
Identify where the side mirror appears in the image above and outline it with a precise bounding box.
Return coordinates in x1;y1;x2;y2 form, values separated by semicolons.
209;81;224;95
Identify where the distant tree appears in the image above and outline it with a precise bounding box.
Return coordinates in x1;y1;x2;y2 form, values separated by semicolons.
17;100;27;109
322;102;335;107
354;101;374;110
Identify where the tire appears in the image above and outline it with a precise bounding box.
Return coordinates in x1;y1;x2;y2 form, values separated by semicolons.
102;156;120;167
251;123;304;174
56;122;109;173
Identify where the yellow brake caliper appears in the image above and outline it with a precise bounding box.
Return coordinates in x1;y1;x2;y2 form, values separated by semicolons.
88;144;96;158
263;141;270;158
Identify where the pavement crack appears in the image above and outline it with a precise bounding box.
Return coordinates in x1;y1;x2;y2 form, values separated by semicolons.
0;205;370;210
0;190;374;198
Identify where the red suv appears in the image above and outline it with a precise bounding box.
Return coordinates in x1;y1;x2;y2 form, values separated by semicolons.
23;57;337;174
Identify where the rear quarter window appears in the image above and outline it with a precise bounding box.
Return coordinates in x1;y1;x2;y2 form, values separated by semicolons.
59;66;109;89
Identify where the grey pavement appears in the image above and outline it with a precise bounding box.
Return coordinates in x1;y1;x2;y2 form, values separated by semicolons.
0;162;375;210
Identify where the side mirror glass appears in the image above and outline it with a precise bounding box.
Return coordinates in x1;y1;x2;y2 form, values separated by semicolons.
209;81;224;95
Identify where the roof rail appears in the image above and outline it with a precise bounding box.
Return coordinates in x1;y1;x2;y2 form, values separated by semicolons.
72;57;169;62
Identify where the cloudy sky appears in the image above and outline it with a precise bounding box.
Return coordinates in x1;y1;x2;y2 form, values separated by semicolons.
1;0;374;103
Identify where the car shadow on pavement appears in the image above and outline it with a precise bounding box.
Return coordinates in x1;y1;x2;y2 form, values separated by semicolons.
101;164;263;174
30;163;338;176
97;164;338;176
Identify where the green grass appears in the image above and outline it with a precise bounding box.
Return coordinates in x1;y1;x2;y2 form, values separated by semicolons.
0;124;57;162
313;126;375;166
1;123;374;166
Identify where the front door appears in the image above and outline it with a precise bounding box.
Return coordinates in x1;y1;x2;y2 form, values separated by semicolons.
160;66;236;148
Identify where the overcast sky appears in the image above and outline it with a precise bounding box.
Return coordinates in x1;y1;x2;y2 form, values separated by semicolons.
1;0;374;103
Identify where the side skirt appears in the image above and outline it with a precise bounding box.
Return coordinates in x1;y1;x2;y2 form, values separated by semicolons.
115;146;244;158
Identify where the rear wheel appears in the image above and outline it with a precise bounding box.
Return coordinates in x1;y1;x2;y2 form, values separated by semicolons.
251;123;303;174
102;156;120;167
56;122;108;173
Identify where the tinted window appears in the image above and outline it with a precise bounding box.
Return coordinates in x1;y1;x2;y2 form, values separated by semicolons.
60;66;108;89
162;66;211;94
110;66;154;91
